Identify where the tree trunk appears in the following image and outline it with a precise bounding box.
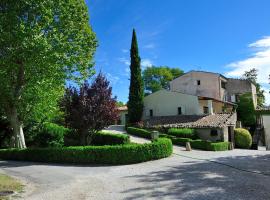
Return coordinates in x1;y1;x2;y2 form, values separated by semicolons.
7;106;26;149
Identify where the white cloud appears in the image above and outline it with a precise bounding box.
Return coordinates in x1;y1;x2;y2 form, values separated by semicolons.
143;43;155;49
118;57;130;66
141;59;153;68
225;36;270;105
121;49;129;53
106;73;119;85
262;87;270;106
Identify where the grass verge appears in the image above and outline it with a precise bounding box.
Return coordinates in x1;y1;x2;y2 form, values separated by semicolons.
0;174;23;200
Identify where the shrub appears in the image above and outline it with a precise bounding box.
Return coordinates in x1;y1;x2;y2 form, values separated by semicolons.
167;128;197;139
27;122;69;148
92;132;130;145
127;127;151;139
234;128;252;149
0;138;172;165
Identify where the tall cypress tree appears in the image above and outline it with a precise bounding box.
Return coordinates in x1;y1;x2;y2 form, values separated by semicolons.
128;29;144;123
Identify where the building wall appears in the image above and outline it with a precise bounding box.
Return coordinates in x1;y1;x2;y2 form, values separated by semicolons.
262;115;270;150
196;127;230;142
226;78;257;108
143;90;200;119
119;110;128;125
170;71;225;101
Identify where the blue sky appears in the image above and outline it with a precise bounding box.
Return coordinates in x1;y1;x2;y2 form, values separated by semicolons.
86;0;270;105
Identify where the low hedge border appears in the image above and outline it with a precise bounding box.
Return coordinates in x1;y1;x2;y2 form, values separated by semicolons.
167;128;197;139
127;127;229;151
126;127;152;139
92;132;130;145
0;138;173;165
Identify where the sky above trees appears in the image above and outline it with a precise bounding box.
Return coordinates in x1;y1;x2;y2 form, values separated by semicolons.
86;0;270;105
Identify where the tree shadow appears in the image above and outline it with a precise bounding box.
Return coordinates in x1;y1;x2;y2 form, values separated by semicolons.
121;154;270;200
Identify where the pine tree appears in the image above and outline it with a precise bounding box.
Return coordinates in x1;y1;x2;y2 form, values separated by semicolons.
128;29;144;123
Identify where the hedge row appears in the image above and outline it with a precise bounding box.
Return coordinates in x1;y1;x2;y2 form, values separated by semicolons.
127;127;229;151
92;132;130;145
160;134;230;151
167;128;197;139
0;138;173;165
126;127;151;139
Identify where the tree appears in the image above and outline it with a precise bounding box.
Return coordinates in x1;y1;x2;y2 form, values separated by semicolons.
0;0;97;148
242;68;265;107
116;101;126;107
62;73;119;145
237;93;256;127
127;29;144;123
143;66;184;94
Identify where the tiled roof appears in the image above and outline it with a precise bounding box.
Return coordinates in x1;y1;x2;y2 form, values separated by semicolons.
117;106;128;111
144;113;236;128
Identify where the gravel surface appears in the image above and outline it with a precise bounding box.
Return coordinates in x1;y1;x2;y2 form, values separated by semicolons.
1;126;270;200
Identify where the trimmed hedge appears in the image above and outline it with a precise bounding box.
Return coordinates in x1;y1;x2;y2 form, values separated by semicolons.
167;128;197;139
92;132;130;145
234;128;252;149
126;127;151;139
0;138;172;165
160;134;229;151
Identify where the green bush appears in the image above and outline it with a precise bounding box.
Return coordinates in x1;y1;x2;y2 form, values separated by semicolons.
126;127;151;139
27;122;69;148
167;128;197;139
234;128;252;149
92;132;130;145
0;138;172;165
190;140;229;151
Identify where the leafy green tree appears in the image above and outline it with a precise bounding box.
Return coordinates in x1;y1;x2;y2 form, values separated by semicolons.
128;29;144;123
116;101;126;107
242;68;265;107
237;93;256;127
143;66;184;93
0;0;97;148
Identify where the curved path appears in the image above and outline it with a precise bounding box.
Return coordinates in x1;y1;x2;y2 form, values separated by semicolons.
1;126;270;200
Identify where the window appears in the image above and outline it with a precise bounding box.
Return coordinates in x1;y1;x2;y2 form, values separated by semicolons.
203;106;208;114
197;80;201;85
221;81;226;89
178;107;182;115
149;109;153;117
210;129;218;136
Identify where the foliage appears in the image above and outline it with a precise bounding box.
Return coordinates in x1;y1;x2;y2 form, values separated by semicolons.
127;127;152;139
116;101;126;107
237;93;256;127
0;138;173;165
91;132;130;145
234;128;252;149
242;68;265;107
0;0;97;148
62;73;119;145
128;29;144;123
25;122;69;148
0;116;11;148
143;66;184;94
167;128;197;139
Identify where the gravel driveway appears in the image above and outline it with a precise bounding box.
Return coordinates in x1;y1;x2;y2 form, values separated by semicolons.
1;126;270;200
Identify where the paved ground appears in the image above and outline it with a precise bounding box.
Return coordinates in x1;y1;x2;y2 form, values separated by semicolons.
1;126;270;200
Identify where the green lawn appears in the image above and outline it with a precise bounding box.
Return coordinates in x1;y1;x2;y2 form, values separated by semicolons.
0;174;23;200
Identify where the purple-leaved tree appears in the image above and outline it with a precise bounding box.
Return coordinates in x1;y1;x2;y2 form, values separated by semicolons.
62;73;119;145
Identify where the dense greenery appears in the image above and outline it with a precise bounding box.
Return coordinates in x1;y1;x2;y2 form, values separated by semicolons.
242;68;265;107
0;138;172;164
127;29;144;124
62;73;119;145
92;132;130;145
234;128;252;149
127;127;152;139
167;128;197;139
0;0;97;148
127;127;229;151
143;66;184;94
237;93;256;127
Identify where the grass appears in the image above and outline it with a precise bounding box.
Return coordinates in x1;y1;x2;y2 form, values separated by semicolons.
0;174;23;200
